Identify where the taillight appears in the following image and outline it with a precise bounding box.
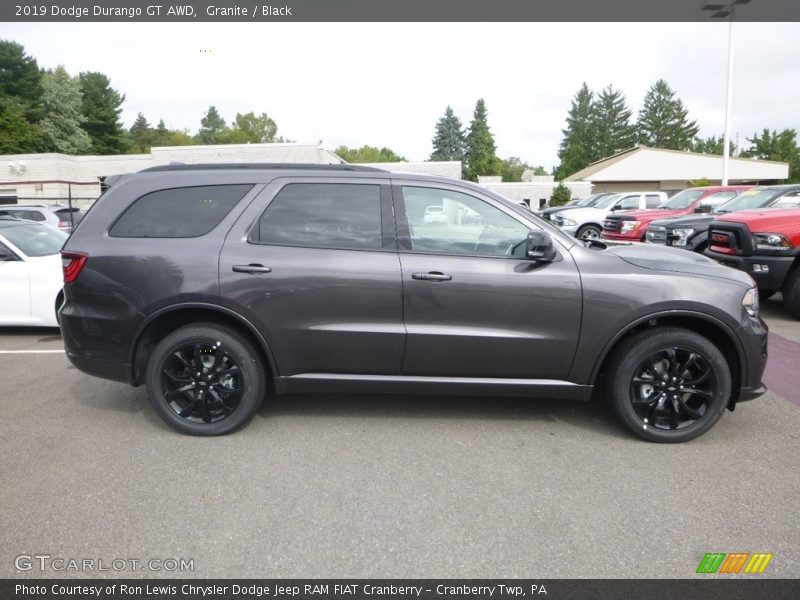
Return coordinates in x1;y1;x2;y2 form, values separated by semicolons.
61;251;88;284
58;220;70;229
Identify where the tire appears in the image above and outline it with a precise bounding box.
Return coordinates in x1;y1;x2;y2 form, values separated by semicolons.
145;324;266;435
783;267;800;319
758;288;776;301
605;327;732;443
576;224;602;241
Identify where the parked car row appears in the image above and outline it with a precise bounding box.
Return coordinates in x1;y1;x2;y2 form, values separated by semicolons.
0;217;67;326
552;183;800;319
0;204;85;232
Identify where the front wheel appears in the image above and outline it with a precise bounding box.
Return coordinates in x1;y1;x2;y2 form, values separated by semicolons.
605;327;731;443
576;224;602;241
783;268;800;319
145;324;266;435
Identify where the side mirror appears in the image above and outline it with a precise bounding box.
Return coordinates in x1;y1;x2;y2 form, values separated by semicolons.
694;204;712;213
526;231;557;262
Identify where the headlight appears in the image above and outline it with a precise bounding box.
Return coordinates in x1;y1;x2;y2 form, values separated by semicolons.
742;287;759;318
753;232;792;253
562;218;577;226
670;228;696;246
621;220;641;234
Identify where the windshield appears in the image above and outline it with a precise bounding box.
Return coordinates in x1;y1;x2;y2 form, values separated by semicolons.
1;223;68;257
659;189;706;210
593;194;620;209
714;188;783;213
575;195;599;207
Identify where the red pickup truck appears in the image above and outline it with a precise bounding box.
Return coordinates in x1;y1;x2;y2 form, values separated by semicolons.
705;207;800;318
602;185;752;242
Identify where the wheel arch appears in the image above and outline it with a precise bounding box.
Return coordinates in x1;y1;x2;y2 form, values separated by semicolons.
590;310;745;407
128;303;278;386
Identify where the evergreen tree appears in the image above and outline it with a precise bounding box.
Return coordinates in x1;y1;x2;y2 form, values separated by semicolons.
740;128;800;182
197;105;227;144
129;112;153;153
593;85;636;159
556;83;598;179
0;102;43;153
39;66;92;154
0;40;43;121
637;79;699;150
430;105;466;161
550;182;573;207
464;98;501;181
78;71;128;154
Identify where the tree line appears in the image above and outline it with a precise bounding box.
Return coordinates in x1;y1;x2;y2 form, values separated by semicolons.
0;39;797;181
556;80;800;182
0;40;289;155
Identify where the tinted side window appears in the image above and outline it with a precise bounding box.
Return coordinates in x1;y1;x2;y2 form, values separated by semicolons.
256;183;382;250
645;194;662;208
618;195;641;210
701;191;737;207
401;186;530;257
110;185;253;238
0;209;46;222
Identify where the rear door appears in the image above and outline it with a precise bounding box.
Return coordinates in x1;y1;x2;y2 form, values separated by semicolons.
219;177;405;376
394;182;582;379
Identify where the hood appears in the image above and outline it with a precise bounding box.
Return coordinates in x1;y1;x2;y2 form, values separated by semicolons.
542;205;581;215
604;243;753;287
649;213;716;229
562;207;608;221
710;207;800;231
615;208;683;220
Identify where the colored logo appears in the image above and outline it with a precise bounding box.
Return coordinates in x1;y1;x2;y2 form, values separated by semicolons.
696;552;773;574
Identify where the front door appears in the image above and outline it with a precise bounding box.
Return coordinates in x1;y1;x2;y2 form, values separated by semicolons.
395;183;582;380
0;242;30;323
219;178;404;376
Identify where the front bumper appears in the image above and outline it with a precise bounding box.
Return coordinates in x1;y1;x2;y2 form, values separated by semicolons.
603;231;641;242
560;224;579;237
704;250;794;291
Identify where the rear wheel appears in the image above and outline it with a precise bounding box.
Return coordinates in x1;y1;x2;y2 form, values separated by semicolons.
576;224;602;241
605;327;731;443
145;324;266;435
783;267;800;319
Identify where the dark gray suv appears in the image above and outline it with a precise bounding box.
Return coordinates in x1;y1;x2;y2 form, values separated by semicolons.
60;164;768;442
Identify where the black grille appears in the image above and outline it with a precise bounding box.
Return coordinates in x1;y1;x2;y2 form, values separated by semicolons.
603;214;629;233
646;226;667;244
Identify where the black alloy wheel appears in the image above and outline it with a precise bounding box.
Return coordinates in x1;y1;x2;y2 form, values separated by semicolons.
146;324;266;435
606;327;731;443
629;347;716;431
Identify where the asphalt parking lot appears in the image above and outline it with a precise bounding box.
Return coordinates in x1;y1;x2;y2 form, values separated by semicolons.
1;298;798;579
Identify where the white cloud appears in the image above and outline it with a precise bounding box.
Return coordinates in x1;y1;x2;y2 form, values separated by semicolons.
2;21;799;168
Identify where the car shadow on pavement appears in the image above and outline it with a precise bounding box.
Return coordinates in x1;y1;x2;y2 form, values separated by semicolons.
257;393;626;439
0;326;62;341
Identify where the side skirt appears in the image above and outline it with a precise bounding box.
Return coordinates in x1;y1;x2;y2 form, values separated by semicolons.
273;373;593;401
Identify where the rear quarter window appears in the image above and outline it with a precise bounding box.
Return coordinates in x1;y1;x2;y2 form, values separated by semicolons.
109;184;253;238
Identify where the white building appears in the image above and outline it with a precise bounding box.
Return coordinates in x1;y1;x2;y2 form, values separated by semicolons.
0;144;462;209
565;146;790;193
476;175;592;209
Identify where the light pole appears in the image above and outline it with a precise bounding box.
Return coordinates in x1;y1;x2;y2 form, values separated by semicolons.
702;0;752;185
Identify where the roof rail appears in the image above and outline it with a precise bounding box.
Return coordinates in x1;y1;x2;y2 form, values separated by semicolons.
138;162;388;173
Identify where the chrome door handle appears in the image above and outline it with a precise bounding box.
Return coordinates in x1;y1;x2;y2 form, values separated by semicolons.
232;264;272;274
412;272;452;282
